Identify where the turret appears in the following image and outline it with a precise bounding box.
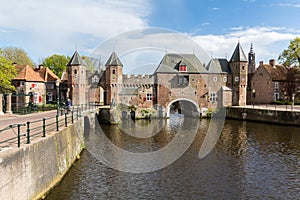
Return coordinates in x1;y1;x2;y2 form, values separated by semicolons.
229;42;248;106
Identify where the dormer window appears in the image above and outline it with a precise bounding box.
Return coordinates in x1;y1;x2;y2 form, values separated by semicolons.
179;65;187;72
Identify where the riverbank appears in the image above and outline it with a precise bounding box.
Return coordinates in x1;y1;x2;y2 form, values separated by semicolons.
0;118;85;200
227;106;300;126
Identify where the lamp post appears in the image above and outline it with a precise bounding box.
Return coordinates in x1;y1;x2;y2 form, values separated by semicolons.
56;80;60;116
292;93;295;111
252;89;256;108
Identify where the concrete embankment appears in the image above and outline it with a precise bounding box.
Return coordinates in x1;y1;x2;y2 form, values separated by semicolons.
0;118;85;200
227;107;300;126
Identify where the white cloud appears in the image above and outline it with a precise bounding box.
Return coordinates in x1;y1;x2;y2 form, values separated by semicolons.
277;3;300;8
0;0;150;61
192;26;298;64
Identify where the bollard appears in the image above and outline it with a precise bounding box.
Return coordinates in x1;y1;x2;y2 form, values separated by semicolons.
26;121;30;144
65;113;68;127
43;118;46;137
56;115;59;131
17;124;21;148
71;111;74;124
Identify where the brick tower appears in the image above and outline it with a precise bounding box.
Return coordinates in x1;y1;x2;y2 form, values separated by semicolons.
229;42;248;106
105;51;123;105
67;51;86;106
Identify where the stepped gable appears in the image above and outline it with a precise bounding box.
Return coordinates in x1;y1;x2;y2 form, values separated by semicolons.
154;53;207;73
206;58;231;73
105;51;123;66
229;42;248;62
67;51;86;66
13;65;44;82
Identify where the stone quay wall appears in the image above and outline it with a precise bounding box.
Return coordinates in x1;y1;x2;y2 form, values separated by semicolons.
0;118;86;200
226;107;300;126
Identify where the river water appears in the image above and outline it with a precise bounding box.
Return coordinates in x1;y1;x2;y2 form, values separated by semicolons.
46;117;300;199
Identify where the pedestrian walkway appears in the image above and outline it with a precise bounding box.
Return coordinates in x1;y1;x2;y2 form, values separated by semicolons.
0;110;67;150
237;104;300;112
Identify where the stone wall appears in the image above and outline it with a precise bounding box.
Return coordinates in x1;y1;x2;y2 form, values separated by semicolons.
0;119;86;200
227;107;300;126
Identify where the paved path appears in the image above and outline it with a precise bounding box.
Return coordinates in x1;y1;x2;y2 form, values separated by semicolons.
236;104;300;112
0;110;67;149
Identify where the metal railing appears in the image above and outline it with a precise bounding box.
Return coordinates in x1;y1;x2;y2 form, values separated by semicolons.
0;104;98;148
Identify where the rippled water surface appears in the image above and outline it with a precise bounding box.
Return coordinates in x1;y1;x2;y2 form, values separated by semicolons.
46;118;300;199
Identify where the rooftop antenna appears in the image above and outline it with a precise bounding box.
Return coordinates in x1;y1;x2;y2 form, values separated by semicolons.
210;51;213;58
225;53;227;59
75;44;77;51
238;37;240;43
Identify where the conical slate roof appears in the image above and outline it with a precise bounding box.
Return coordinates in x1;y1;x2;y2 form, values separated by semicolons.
229;42;247;62
105;51;123;66
67;51;86;66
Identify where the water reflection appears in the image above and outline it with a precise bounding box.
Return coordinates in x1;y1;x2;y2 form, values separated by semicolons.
46;119;300;199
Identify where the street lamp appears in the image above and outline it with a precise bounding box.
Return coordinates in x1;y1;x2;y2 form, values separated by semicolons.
292;93;295;111
252;89;256;107
56;80;60;116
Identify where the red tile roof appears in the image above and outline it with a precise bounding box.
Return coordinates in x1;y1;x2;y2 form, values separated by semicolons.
34;67;60;82
13;65;44;82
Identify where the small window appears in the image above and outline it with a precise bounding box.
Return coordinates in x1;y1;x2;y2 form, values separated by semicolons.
20;81;24;86
74;69;77;74
146;93;152;101
112;69;116;74
178;76;189;86
275;82;279;89
213;77;217;82
274;93;279;101
242;65;245;71
223;77;227;82
47;92;53;101
235;76;239;82
33;92;39;103
210;92;216;102
179;65;187;72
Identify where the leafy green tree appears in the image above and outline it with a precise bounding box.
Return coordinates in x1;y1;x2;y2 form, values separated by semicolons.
278;37;300;67
0;54;17;92
42;54;70;78
1;47;35;67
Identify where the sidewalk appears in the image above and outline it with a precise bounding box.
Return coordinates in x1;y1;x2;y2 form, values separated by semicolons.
0;110;61;149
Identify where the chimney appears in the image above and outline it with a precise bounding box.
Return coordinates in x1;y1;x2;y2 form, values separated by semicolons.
259;61;264;66
269;59;275;68
38;64;44;69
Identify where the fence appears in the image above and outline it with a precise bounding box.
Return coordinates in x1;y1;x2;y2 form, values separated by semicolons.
0;105;96;148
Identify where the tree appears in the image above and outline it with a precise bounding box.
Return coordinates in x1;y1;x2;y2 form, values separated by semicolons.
0;54;17;93
278;37;300;67
1;47;35;67
286;67;300;101
42;54;70;78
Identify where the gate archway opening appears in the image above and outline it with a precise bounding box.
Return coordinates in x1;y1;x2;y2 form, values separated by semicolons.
166;98;200;118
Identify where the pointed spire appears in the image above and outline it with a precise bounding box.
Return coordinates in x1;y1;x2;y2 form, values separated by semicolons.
105;51;123;66
249;43;254;54
229;42;247;62
67;51;86;66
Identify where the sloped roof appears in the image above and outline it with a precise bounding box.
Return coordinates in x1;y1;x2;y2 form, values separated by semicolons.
67;51;86;66
13;65;44;82
263;64;288;81
206;58;231;73
229;42;248;62
119;88;138;95
154;53;207;73
34;67;60;82
105;51;123;66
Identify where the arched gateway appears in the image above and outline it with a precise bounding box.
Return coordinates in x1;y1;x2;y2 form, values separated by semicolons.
166;98;200;118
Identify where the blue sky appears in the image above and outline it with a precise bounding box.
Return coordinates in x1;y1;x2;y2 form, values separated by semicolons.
0;0;299;73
